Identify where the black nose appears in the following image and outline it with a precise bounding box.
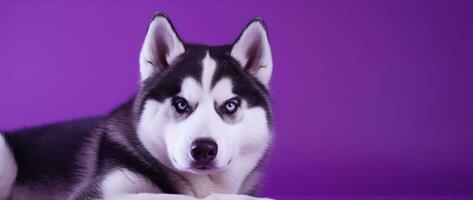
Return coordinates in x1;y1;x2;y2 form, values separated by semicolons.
191;139;218;165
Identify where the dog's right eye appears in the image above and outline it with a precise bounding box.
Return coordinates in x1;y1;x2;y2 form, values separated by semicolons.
172;97;190;114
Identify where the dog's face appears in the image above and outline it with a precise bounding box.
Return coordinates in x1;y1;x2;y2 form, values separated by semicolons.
136;13;272;175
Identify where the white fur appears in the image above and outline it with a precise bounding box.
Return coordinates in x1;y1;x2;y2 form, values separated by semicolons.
137;52;271;198
0;133;17;200
201;53;217;92
140;15;185;81
212;78;236;104
137;100;174;168
231;21;273;86
180;78;202;104
101;168;160;198
181;107;270;198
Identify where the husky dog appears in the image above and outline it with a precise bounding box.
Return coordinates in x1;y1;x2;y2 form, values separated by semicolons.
0;12;274;200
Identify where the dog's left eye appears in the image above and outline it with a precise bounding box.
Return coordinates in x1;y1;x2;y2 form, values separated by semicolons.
222;98;240;114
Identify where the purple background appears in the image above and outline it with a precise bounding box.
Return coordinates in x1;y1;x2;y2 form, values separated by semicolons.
1;0;472;198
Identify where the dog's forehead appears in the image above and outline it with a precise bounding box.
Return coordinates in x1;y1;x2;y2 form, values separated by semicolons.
201;53;217;93
179;52;234;103
145;45;269;109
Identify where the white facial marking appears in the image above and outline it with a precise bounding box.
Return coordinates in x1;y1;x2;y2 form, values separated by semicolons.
211;78;235;104
201;53;217;93
137;100;172;166
179;78;202;104
0;134;17;199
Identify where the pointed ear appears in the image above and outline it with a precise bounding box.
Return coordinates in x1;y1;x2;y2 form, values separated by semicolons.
139;12;185;81
231;18;273;86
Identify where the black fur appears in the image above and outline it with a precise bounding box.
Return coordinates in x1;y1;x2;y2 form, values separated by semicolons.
3;117;103;196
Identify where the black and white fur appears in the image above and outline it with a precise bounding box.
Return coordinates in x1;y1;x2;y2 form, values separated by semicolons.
0;12;273;200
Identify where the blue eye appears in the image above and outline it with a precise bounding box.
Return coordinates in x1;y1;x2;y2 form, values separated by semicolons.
222;98;240;114
173;97;189;113
225;102;237;113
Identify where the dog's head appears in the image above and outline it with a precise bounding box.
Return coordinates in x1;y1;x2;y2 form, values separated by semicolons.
136;13;272;175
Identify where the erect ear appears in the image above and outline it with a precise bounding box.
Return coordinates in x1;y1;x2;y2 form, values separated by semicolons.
231;18;273;86
139;12;185;81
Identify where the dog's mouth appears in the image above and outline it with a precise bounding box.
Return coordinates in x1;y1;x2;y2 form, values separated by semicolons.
185;166;224;175
192;163;215;170
172;156;233;175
